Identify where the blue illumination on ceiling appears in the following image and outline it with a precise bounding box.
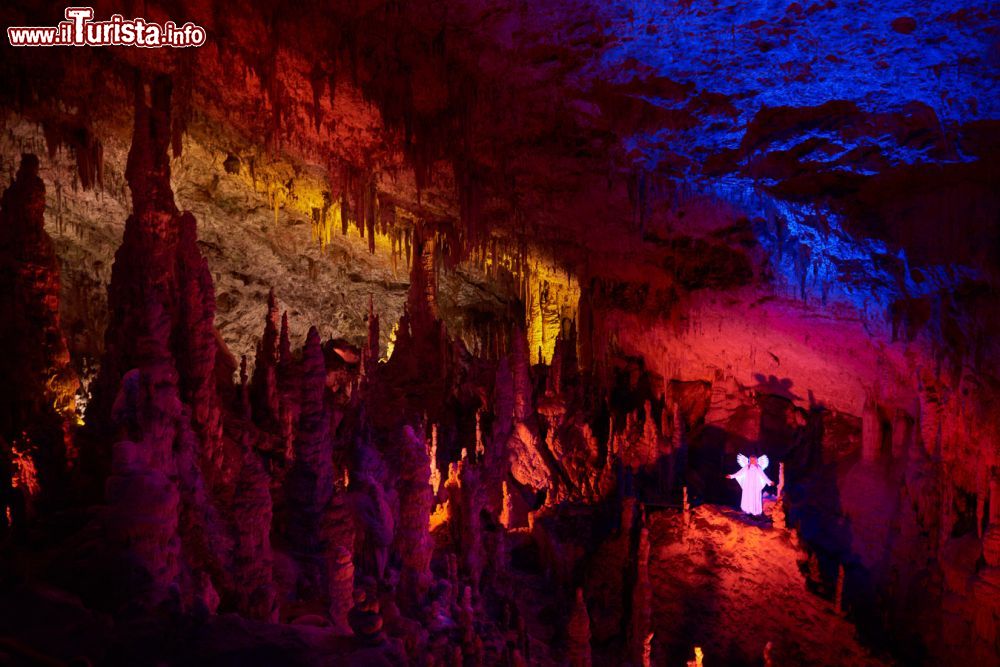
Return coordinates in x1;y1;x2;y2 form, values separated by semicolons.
590;0;994;313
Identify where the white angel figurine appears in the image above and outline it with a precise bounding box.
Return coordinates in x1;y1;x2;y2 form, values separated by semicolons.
726;454;773;516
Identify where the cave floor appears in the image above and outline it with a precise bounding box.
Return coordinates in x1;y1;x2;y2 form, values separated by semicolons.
645;503;891;667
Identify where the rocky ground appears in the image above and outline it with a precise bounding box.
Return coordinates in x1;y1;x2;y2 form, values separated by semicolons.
647;502;889;666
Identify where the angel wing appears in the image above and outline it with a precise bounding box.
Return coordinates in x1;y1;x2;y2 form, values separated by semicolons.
736;453;749;468
758;455;770;471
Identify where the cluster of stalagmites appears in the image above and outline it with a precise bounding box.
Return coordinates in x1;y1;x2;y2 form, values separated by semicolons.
0;124;863;664
0;74;644;664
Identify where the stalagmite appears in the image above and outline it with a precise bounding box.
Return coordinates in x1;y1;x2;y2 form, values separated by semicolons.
327;546;354;633
566;588;593;667
890;409;912;460
459;585;475;647
285;327;335;592
459;459;485;588
348;585;386;646
982;473;1000;567
671;401;684;458
278;311;292;376
683;486;691;528
349;457;394;582
429;424;441;496
475;410;485;460
395;425;434;607
629;526;652;667
835;564;845;615
501;329;550;492
238;356;251;419
90;75;250;614
103;302;182;608
229;443;277;621
510;328;533;423
0;153;80;491
250;290;282;426
500;480;513;529
773;462;787;530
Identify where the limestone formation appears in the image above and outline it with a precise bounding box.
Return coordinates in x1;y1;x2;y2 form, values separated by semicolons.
395;425;434;607
566;588;592;667
629;526;652;667
0;154;80;494
286;327;335;559
327;545;355;634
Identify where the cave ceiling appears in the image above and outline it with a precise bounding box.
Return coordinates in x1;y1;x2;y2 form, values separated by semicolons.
1;0;997;405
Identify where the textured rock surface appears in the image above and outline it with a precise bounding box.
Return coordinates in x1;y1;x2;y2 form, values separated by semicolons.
647;504;889;666
0;154;79;511
393;425;434;608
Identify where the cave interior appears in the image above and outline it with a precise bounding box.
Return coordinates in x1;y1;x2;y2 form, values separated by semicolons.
0;0;998;665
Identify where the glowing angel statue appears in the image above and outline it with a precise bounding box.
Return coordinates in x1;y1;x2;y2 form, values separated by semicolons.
726;454;773;516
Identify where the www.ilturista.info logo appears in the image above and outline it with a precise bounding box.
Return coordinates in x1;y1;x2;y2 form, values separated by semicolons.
8;7;206;47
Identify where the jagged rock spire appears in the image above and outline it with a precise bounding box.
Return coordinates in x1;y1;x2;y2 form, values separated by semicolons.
0;153;79;493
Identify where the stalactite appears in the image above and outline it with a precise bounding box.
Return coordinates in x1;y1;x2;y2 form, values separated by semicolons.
339;191;350;236
309;63;326;132
171;72;192;159
366;180;377;254
42;118;103;190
